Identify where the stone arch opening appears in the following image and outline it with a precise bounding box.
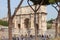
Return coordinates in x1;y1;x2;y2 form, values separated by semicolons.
18;24;21;29
24;18;30;28
36;23;39;30
36;23;39;33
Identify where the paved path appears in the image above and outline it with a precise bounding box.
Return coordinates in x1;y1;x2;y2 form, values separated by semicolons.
1;36;51;40
0;28;55;40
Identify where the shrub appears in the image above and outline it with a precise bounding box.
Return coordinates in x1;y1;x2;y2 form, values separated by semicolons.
47;23;52;29
0;20;8;26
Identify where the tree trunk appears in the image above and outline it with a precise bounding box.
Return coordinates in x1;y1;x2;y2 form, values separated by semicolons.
8;19;13;40
34;5;38;40
55;21;58;37
35;27;38;40
58;10;60;36
7;0;23;40
8;0;12;40
55;9;60;37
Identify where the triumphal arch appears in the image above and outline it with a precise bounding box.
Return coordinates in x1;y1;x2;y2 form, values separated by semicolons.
13;5;47;36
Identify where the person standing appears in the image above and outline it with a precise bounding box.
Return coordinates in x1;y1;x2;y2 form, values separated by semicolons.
21;35;23;40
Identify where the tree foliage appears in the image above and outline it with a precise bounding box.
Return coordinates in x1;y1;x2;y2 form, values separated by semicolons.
47;19;54;29
0;20;8;26
30;0;50;5
49;0;56;4
49;0;60;4
30;0;60;5
47;19;53;24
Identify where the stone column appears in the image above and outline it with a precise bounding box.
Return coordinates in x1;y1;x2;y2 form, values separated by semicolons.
39;13;42;35
38;5;47;35
41;12;47;35
13;16;19;37
30;14;35;35
39;12;47;35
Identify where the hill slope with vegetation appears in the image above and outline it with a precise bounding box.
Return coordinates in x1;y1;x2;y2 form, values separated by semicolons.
0;20;8;26
47;19;54;29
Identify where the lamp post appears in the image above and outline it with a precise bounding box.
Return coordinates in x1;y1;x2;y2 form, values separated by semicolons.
27;0;44;40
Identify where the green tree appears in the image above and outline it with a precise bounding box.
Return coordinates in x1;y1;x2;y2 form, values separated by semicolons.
49;0;60;37
7;0;23;40
29;0;60;38
30;0;50;5
27;0;50;40
47;19;53;29
27;0;45;40
0;20;8;26
47;19;53;24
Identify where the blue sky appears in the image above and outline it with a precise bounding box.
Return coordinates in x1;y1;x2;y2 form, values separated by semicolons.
0;0;58;20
